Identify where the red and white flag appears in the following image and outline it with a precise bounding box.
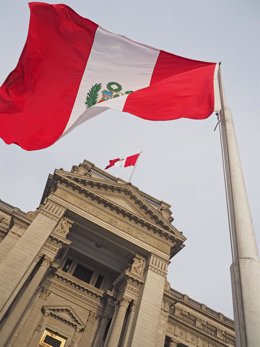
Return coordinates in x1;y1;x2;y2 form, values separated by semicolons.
0;3;218;151
105;153;140;170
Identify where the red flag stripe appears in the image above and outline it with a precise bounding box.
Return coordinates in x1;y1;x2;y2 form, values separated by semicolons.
0;3;97;150
123;52;216;120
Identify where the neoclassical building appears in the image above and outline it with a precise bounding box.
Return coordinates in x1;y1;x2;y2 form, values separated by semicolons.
0;160;235;347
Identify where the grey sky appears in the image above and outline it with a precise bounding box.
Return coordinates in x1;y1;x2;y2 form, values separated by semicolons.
0;0;259;319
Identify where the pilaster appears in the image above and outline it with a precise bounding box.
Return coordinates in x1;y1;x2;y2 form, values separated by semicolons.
0;200;66;320
129;254;169;347
0;256;55;347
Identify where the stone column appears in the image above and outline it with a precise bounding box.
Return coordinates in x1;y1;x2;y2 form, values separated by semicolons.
122;301;136;347
106;298;130;347
129;254;168;347
92;314;110;347
0;256;53;347
0;201;65;320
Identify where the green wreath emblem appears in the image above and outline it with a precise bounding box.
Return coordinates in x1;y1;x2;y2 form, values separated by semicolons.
85;83;102;108
107;82;122;93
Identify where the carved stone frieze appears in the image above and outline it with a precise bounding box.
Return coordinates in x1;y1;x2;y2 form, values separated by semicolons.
54;174;183;245
47;279;102;309
72;165;89;176
167;313;235;346
40;200;65;221
61;193;172;253
46;270;108;308
222;332;235;345
201;321;217;337
147;254;168;276
175;307;196;326
0;211;11;230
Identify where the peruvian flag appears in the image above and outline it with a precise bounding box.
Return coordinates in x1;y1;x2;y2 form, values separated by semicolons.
105;153;140;170
0;3;218;151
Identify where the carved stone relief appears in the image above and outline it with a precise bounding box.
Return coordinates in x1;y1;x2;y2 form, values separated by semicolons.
0;211;11;230
54;218;72;237
130;257;145;277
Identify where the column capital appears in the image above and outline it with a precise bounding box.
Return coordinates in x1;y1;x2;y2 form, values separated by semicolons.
119;297;131;308
40;199;66;221
147;254;169;276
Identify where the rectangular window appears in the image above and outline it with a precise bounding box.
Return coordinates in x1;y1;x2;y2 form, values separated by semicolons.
73;264;93;283
39;330;66;347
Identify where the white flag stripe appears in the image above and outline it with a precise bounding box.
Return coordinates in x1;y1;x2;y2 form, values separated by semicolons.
64;26;159;133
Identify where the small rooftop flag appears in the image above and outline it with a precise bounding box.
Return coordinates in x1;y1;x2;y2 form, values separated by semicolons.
105;153;140;170
0;3;218;151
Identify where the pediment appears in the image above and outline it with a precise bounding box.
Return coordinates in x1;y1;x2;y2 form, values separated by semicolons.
55;169;174;231
42;305;85;331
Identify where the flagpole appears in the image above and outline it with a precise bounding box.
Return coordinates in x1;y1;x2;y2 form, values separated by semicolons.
129;152;142;183
218;65;260;347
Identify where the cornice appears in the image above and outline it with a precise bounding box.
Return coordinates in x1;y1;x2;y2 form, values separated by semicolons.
53;173;185;246
55;169;176;227
166;318;234;347
164;288;234;330
0;199;35;228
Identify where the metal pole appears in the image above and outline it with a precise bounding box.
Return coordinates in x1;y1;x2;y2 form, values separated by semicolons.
128;152;142;183
218;65;260;347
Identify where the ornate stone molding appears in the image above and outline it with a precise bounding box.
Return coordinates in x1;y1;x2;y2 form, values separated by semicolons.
166;320;233;347
47;270;107;306
168;288;234;329
147;254;168;276
42;305;85;332
0;211;11;229
54;173;184;244
167;305;235;346
40;200;65;221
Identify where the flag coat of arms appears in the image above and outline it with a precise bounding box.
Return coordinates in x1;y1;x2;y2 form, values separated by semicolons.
0;3;218;150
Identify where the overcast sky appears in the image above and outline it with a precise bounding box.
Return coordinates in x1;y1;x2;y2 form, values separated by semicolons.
0;0;259;319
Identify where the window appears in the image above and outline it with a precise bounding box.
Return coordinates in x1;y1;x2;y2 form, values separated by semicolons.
61;257;105;289
73;264;93;283
39;330;66;347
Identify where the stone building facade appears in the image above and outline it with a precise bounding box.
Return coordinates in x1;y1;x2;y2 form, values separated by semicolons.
0;160;235;347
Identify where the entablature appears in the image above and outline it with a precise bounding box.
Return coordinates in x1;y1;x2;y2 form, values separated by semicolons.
163;287;235;346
